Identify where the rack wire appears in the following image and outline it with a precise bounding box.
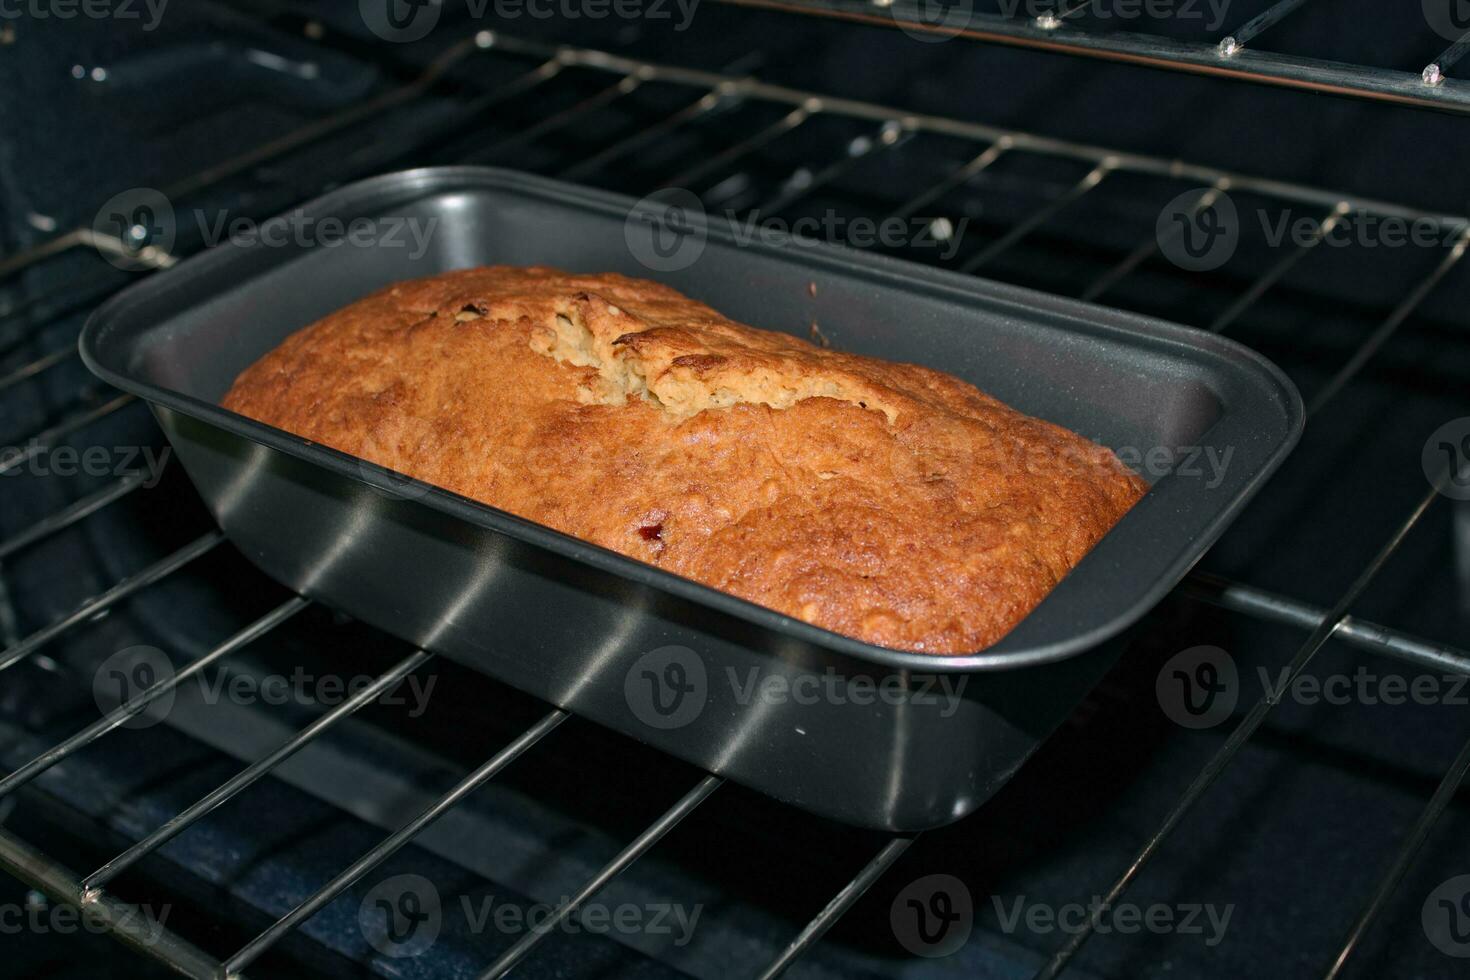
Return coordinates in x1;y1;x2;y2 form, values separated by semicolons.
707;0;1470;114
0;24;1466;980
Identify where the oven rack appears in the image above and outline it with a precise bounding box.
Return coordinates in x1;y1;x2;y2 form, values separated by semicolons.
709;0;1470;114
0;27;1467;980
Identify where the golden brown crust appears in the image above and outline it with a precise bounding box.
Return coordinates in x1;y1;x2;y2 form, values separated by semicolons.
221;266;1146;653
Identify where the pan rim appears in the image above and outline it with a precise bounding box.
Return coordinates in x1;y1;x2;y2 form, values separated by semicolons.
80;165;1305;672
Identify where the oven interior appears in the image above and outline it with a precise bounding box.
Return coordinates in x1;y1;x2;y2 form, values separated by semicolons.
1;2;1469;978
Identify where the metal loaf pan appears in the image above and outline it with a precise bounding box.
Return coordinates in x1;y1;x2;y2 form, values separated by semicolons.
82;168;1302;830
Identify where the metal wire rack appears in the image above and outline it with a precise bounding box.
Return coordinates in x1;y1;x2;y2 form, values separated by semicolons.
708;0;1470;114
0;24;1467;980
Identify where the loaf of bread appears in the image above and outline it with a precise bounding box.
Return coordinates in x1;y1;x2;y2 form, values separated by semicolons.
222;266;1146;653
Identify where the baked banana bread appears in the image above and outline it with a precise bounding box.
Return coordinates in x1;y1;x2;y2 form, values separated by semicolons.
222;266;1146;653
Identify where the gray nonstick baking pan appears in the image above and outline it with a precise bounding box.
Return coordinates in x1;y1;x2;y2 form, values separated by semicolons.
82;167;1302;830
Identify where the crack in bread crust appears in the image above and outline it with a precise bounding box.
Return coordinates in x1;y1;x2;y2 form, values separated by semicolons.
531;292;902;422
221;265;1147;653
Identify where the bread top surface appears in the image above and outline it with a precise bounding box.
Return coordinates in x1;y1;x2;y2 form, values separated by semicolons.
221;265;1146;653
